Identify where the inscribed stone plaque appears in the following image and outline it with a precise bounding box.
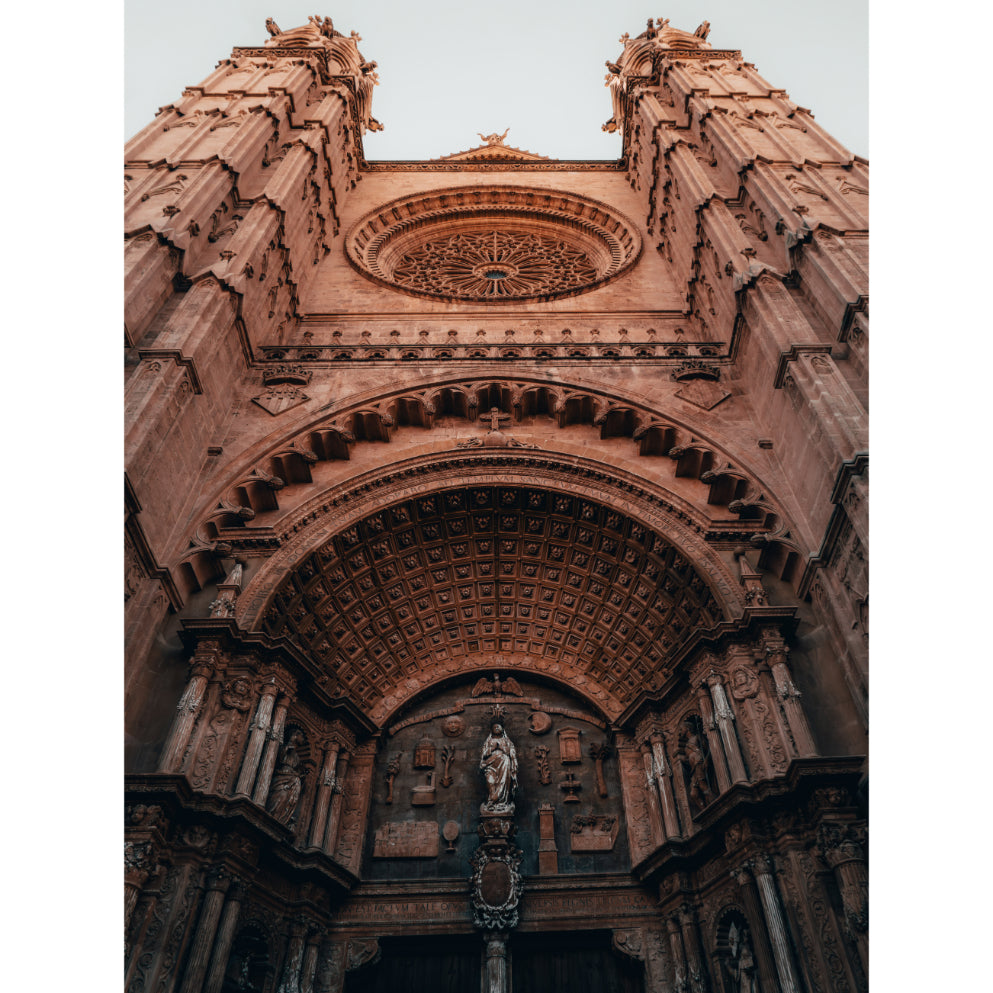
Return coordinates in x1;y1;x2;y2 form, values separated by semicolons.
373;821;439;858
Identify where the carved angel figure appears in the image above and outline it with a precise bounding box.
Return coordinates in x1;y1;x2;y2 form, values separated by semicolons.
266;728;305;824
480;723;518;810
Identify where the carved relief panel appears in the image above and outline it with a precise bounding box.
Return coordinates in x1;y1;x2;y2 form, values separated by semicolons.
363;674;629;880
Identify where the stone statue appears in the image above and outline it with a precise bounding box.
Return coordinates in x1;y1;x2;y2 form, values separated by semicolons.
265;17;281;37
678;719;713;809
695;21;711;41
480;723;518;811
477;129;510;146
266;728;305;824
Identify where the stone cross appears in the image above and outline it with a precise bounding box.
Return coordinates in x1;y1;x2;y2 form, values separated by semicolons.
485;407;511;431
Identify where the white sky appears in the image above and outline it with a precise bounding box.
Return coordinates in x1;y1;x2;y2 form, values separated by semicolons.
125;0;868;159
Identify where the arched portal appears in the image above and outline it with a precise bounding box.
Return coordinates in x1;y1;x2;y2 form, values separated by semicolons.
235;451;747;726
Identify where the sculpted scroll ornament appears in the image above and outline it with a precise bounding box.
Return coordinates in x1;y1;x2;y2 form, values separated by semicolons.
469;845;524;931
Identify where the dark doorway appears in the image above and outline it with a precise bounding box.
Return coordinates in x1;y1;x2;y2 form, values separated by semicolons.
344;934;481;993
511;930;644;993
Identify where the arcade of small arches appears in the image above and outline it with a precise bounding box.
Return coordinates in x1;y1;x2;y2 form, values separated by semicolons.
178;377;801;608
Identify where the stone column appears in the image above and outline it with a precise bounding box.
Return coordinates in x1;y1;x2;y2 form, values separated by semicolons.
313;940;346;993
766;643;817;757
695;688;731;792
665;915;689;993
202;879;246;993
819;824;868;972
677;905;708;993
309;739;341;848
253;693;290;807
483;932;509;993
729;864;779;993
639;742;666;846
300;931;322;993
649;733;682;840
234;681;279;797
178;866;231;993
323;749;351;854
124;841;156;935
277;919;309;993
158;649;219;772
707;673;748;784
751;856;803;993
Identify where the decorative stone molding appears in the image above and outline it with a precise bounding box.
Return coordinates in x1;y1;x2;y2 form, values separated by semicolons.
345;186;642;302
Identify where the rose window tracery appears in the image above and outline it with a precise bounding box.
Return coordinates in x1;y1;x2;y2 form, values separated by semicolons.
391;231;599;300
345;186;642;303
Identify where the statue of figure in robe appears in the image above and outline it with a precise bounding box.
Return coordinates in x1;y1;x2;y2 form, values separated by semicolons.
480;723;518;811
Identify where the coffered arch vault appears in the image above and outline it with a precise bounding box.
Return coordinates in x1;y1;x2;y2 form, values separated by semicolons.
235;451;749;726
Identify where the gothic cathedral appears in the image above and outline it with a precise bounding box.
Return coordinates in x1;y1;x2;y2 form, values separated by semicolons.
125;16;868;993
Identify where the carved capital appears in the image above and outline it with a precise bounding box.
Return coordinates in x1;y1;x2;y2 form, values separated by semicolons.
124;840;157;885
612;928;645;962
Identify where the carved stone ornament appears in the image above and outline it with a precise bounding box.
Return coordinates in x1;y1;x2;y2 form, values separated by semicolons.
413;737;436;768
441;715;466;737
442;820;460;853
251;385;310;417
346;938;381;972
569;814;619;851
528;711;552;734
728;666;760;700
675;378;731;410
345;186;642;303
557;727;583;763
470;844;524;931
534;745;552;785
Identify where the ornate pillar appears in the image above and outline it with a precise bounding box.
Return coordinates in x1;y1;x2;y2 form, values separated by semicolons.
158;644;221;772
300;931;322;993
323;749;351;853
313;940;346;993
277;919;309;993
706;672;748;784
729;861;779;993
751;856;803;993
642;928;671;993
234;681;279;797
124;841;157;935
202;879;245;993
253;692;291;807
818;823;868;972
764;639;817;757
484;932;510;993
308;738;341;848
665;914;689;993
639;741;667;845
649;732;682;839
178;865;231;993
678;905;709;993
695;687;731;792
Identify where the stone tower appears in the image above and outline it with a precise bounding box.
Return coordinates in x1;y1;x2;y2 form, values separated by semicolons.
125;16;867;993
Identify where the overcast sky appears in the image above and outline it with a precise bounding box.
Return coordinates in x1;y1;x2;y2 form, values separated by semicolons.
125;0;868;159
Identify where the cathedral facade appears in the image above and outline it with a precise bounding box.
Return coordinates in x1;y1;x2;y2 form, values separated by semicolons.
124;16;867;993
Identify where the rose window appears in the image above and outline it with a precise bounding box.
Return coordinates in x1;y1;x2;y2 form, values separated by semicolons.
391;231;599;299
345;186;642;302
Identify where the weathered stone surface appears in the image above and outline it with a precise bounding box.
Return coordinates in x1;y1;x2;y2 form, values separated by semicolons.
125;16;867;993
